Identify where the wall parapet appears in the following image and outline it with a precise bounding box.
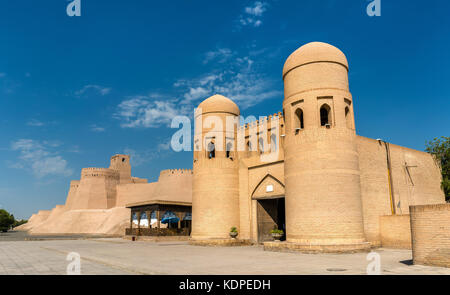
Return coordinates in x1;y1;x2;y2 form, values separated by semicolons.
410;203;450;213
81;168;119;179
238;112;285;132
159;169;193;176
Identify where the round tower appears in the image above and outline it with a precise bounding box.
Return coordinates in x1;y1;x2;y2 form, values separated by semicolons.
282;42;369;251
191;94;240;241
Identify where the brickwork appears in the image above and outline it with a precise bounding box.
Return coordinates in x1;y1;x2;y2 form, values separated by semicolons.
379;215;411;249
410;204;450;267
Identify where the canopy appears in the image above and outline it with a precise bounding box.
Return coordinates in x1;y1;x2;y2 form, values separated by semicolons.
161;211;179;224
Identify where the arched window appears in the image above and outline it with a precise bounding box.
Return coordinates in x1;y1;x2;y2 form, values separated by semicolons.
247;141;252;157
294;108;304;131
259;137;264;154
320;104;331;126
226;142;233;158
270;134;277;152
345;106;352;129
207;142;215;159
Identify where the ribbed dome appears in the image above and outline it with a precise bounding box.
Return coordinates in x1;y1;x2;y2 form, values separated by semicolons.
197;94;240;116
283;42;348;79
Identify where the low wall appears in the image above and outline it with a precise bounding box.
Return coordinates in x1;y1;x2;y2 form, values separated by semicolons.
410;204;450;268
379;214;411;249
125;228;190;236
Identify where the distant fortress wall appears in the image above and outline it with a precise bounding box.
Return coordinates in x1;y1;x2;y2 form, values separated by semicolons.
64;180;80;210
20;153;193;236
70;168;120;210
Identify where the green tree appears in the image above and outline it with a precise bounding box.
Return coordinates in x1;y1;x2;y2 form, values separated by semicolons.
13;219;28;227
0;209;15;232
425;136;450;202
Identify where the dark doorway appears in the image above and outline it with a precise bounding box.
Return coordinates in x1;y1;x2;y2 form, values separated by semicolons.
257;197;286;243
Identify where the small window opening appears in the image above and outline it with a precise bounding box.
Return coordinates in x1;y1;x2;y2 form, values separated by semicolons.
320;104;331;127
345;106;352;129
294;108;304;133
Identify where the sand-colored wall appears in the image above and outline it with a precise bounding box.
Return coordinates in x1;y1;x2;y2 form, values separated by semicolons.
357;136;445;246
153;169;192;203
389;143;445;210
410;204;450;268
64;180;80;210
379;215;411;249
15;210;51;231
109;154;132;184
70;168;119;210
30;207;130;235
116;183;156;207
30;205;67;233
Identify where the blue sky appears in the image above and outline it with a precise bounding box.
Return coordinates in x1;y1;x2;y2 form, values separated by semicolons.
0;0;449;219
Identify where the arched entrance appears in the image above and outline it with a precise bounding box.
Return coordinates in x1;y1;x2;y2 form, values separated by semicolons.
251;174;286;243
256;197;285;243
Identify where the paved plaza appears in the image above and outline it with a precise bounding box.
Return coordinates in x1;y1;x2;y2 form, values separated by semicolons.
0;233;449;275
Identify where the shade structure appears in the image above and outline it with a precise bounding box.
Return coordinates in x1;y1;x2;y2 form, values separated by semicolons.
161;211;179;224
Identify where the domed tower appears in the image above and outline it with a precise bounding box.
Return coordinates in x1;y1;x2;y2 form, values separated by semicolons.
191;94;241;241
282;42;369;251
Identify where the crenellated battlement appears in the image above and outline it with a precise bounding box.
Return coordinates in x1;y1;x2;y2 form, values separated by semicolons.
159;169;193;177
238;112;284;131
81;168;120;179
238;112;285;139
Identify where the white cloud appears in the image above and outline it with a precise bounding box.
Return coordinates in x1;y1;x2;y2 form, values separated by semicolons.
123;141;172;167
183;86;210;102
238;1;268;28
90;125;105;132
27;119;45;127
203;48;234;64
175;51;281;109
115;95;189;128
157;141;171;151
10;139;73;178
75;84;111;97
115;43;282;129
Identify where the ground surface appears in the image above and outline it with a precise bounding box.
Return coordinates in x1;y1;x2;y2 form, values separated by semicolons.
0;232;449;275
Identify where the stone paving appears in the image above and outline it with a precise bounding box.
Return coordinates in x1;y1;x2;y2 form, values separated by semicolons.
0;236;450;275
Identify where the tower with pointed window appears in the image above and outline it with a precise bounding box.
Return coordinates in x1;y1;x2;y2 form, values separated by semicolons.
191;94;241;241
282;42;369;251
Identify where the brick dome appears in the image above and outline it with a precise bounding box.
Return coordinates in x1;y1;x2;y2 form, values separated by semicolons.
283;42;348;79
197;94;240;116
